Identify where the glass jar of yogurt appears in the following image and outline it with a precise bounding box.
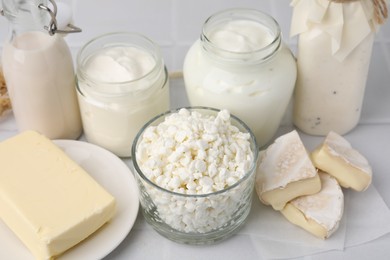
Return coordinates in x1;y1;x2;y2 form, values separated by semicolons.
76;32;170;157
183;8;297;147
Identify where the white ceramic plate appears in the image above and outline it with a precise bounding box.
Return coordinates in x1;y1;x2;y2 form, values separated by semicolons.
0;140;139;260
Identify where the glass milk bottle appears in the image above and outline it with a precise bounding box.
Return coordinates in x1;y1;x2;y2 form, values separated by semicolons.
291;0;388;135
1;0;82;139
76;32;170;157
183;9;297;147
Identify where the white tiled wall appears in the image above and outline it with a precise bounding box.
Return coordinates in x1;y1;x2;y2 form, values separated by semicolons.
59;0;295;71
0;0;389;72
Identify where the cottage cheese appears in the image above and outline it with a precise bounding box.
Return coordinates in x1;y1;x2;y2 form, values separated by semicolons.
135;108;256;233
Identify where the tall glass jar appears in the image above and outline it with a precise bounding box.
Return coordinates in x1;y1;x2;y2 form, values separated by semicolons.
183;8;297;148
291;0;388;135
1;0;82;139
76;32;170;157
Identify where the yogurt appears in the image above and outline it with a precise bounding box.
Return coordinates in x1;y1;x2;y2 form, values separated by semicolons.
83;47;155;83
76;33;169;157
207;20;274;52
183;9;297;147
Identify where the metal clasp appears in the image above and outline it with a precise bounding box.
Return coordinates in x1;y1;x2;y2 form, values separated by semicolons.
38;0;81;35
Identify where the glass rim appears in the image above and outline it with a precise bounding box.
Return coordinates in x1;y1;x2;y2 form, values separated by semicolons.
201;8;282;57
75;66;168;99
76;31;163;86
131;106;259;198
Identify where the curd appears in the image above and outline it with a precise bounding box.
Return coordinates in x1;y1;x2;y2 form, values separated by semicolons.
183;9;297;147
77;33;169;157
132;107;258;244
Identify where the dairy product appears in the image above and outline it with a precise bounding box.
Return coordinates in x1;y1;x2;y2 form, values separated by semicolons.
76;33;169;157
83;46;156;83
281;172;344;239
0;131;116;259
133;108;257;234
207;20;274;52
291;0;378;135
255;130;321;210
293;31;374;135
136;109;254;194
311;131;372;191
183;9;297;147
1;31;82;139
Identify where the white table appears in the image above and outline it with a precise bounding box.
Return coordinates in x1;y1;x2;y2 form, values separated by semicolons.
1;74;389;259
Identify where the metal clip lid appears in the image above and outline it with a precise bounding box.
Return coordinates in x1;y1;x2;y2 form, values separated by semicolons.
38;0;81;35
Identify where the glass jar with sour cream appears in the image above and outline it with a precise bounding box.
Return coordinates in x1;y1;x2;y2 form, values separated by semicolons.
183;8;297;148
76;32;170;157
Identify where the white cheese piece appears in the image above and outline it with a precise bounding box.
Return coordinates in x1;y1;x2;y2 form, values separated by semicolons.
255;130;321;210
311;131;372;191
0;131;116;260
281;172;344;239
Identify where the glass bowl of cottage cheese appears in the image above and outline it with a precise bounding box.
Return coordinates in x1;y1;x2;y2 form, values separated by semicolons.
131;107;258;244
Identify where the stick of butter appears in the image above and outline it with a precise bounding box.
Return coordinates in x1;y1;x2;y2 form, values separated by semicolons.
311;131;372;191
0;131;116;259
255;130;321;210
281;171;344;239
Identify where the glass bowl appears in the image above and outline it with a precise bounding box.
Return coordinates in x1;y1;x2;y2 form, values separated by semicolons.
131;107;258;244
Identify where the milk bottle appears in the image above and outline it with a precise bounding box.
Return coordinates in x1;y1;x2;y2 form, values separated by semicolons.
1;0;82;139
291;0;388;135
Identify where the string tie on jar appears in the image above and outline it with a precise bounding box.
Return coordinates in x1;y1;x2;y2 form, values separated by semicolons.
330;0;388;24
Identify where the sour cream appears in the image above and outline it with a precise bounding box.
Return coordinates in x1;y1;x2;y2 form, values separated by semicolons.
76;33;169;157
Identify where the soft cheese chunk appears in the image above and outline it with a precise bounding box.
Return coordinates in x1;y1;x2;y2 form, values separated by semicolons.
281;172;344;239
0;131;116;260
311;131;372;191
255;130;321;210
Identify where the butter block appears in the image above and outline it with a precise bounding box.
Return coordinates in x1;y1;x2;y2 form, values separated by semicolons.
255;130;321;210
0;131;116;260
281;172;344;239
311;131;372;191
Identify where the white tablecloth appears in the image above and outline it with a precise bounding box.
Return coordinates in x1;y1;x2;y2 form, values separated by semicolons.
1;76;389;260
